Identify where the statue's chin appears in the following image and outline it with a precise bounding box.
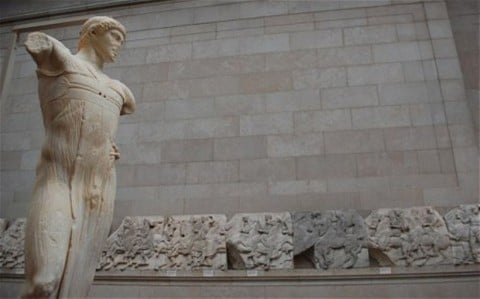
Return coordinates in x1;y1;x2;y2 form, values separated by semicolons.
104;57;116;64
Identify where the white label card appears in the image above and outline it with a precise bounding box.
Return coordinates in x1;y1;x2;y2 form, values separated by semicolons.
379;267;392;274
166;270;177;277
203;270;214;277
246;270;258;277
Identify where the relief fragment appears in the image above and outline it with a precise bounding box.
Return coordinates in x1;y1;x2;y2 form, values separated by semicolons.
0;218;26;270
97;215;227;271
292;210;369;270
0;219;6;233
366;207;451;266
444;204;480;264
226;213;293;270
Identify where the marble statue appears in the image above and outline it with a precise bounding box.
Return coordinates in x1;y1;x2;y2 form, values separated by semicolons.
226;213;293;270
0;219;26;270
97;215;227;271
292;210;369;270
366;207;452;267
22;16;135;298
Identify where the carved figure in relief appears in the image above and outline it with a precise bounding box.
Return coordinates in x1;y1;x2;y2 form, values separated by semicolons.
292;210;368;270
366;207;452;267
226;213;294;270
22;16;135;299
444;204;480;264
98;215;227;271
0;219;26;270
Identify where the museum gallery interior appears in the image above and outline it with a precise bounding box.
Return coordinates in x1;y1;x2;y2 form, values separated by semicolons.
0;0;478;298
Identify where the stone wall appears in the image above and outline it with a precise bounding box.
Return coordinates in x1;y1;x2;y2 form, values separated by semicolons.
445;0;479;142
0;0;478;227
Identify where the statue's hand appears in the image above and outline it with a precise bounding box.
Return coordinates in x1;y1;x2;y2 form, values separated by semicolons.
25;32;53;55
110;143;120;160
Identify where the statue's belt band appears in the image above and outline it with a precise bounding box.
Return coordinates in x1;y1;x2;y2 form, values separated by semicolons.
45;86;123;112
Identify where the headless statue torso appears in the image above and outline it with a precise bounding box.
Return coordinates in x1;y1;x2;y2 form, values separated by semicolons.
22;21;134;299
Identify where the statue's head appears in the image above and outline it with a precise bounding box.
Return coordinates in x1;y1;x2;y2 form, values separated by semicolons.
78;16;126;63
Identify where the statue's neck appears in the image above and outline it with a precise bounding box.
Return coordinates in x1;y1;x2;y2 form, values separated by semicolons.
76;47;104;71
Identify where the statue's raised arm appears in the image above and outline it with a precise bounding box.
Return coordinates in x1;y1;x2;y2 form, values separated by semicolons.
24;32;69;76
22;16;134;299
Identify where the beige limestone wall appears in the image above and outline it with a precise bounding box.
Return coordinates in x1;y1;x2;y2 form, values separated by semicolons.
0;0;478;228
445;0;479;141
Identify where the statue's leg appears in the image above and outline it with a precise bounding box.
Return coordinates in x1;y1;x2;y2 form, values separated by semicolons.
22;176;72;299
58;166;116;298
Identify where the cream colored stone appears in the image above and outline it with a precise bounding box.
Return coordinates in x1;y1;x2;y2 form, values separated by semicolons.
22;17;135;299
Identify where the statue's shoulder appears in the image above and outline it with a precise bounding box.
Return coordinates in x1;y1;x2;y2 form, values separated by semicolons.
25;32;73;76
110;79;136;115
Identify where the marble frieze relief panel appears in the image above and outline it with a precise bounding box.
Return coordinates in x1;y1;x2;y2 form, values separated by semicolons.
366;207;452;266
292;210;369;270
444;204;480;265
97;215;227;271
0;218;26;270
226;212;294;270
1;206;479;273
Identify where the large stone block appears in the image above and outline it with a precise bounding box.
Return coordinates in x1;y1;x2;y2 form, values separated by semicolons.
324;129;385;154
239;158;295;182
240;112;294;136
294;109;352;133
265;89;321;113
293;67;347;89
290;29;343;50
185;117;239;139
366;207;452;266
292;210;369;269
321;85;378;109
444;204;480;264
344;24;397;45
97;215;227;271
161;139;213;162
267;133;324;157
265;50;317;71
0;218;25;270
317;46;372;68
214;136;267;160
384;126;437;151
296;154;357;179
226;213;293;269
373;41;422;63
379;81;442;105
347;63;404;85
352;106;411;129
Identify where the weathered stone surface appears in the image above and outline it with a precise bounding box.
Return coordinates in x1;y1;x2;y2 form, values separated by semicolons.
292;210;369;270
226;213;293;269
444;204;480;264
0;219;7;233
366;207;452;266
0;218;26;270
97;215;227;271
